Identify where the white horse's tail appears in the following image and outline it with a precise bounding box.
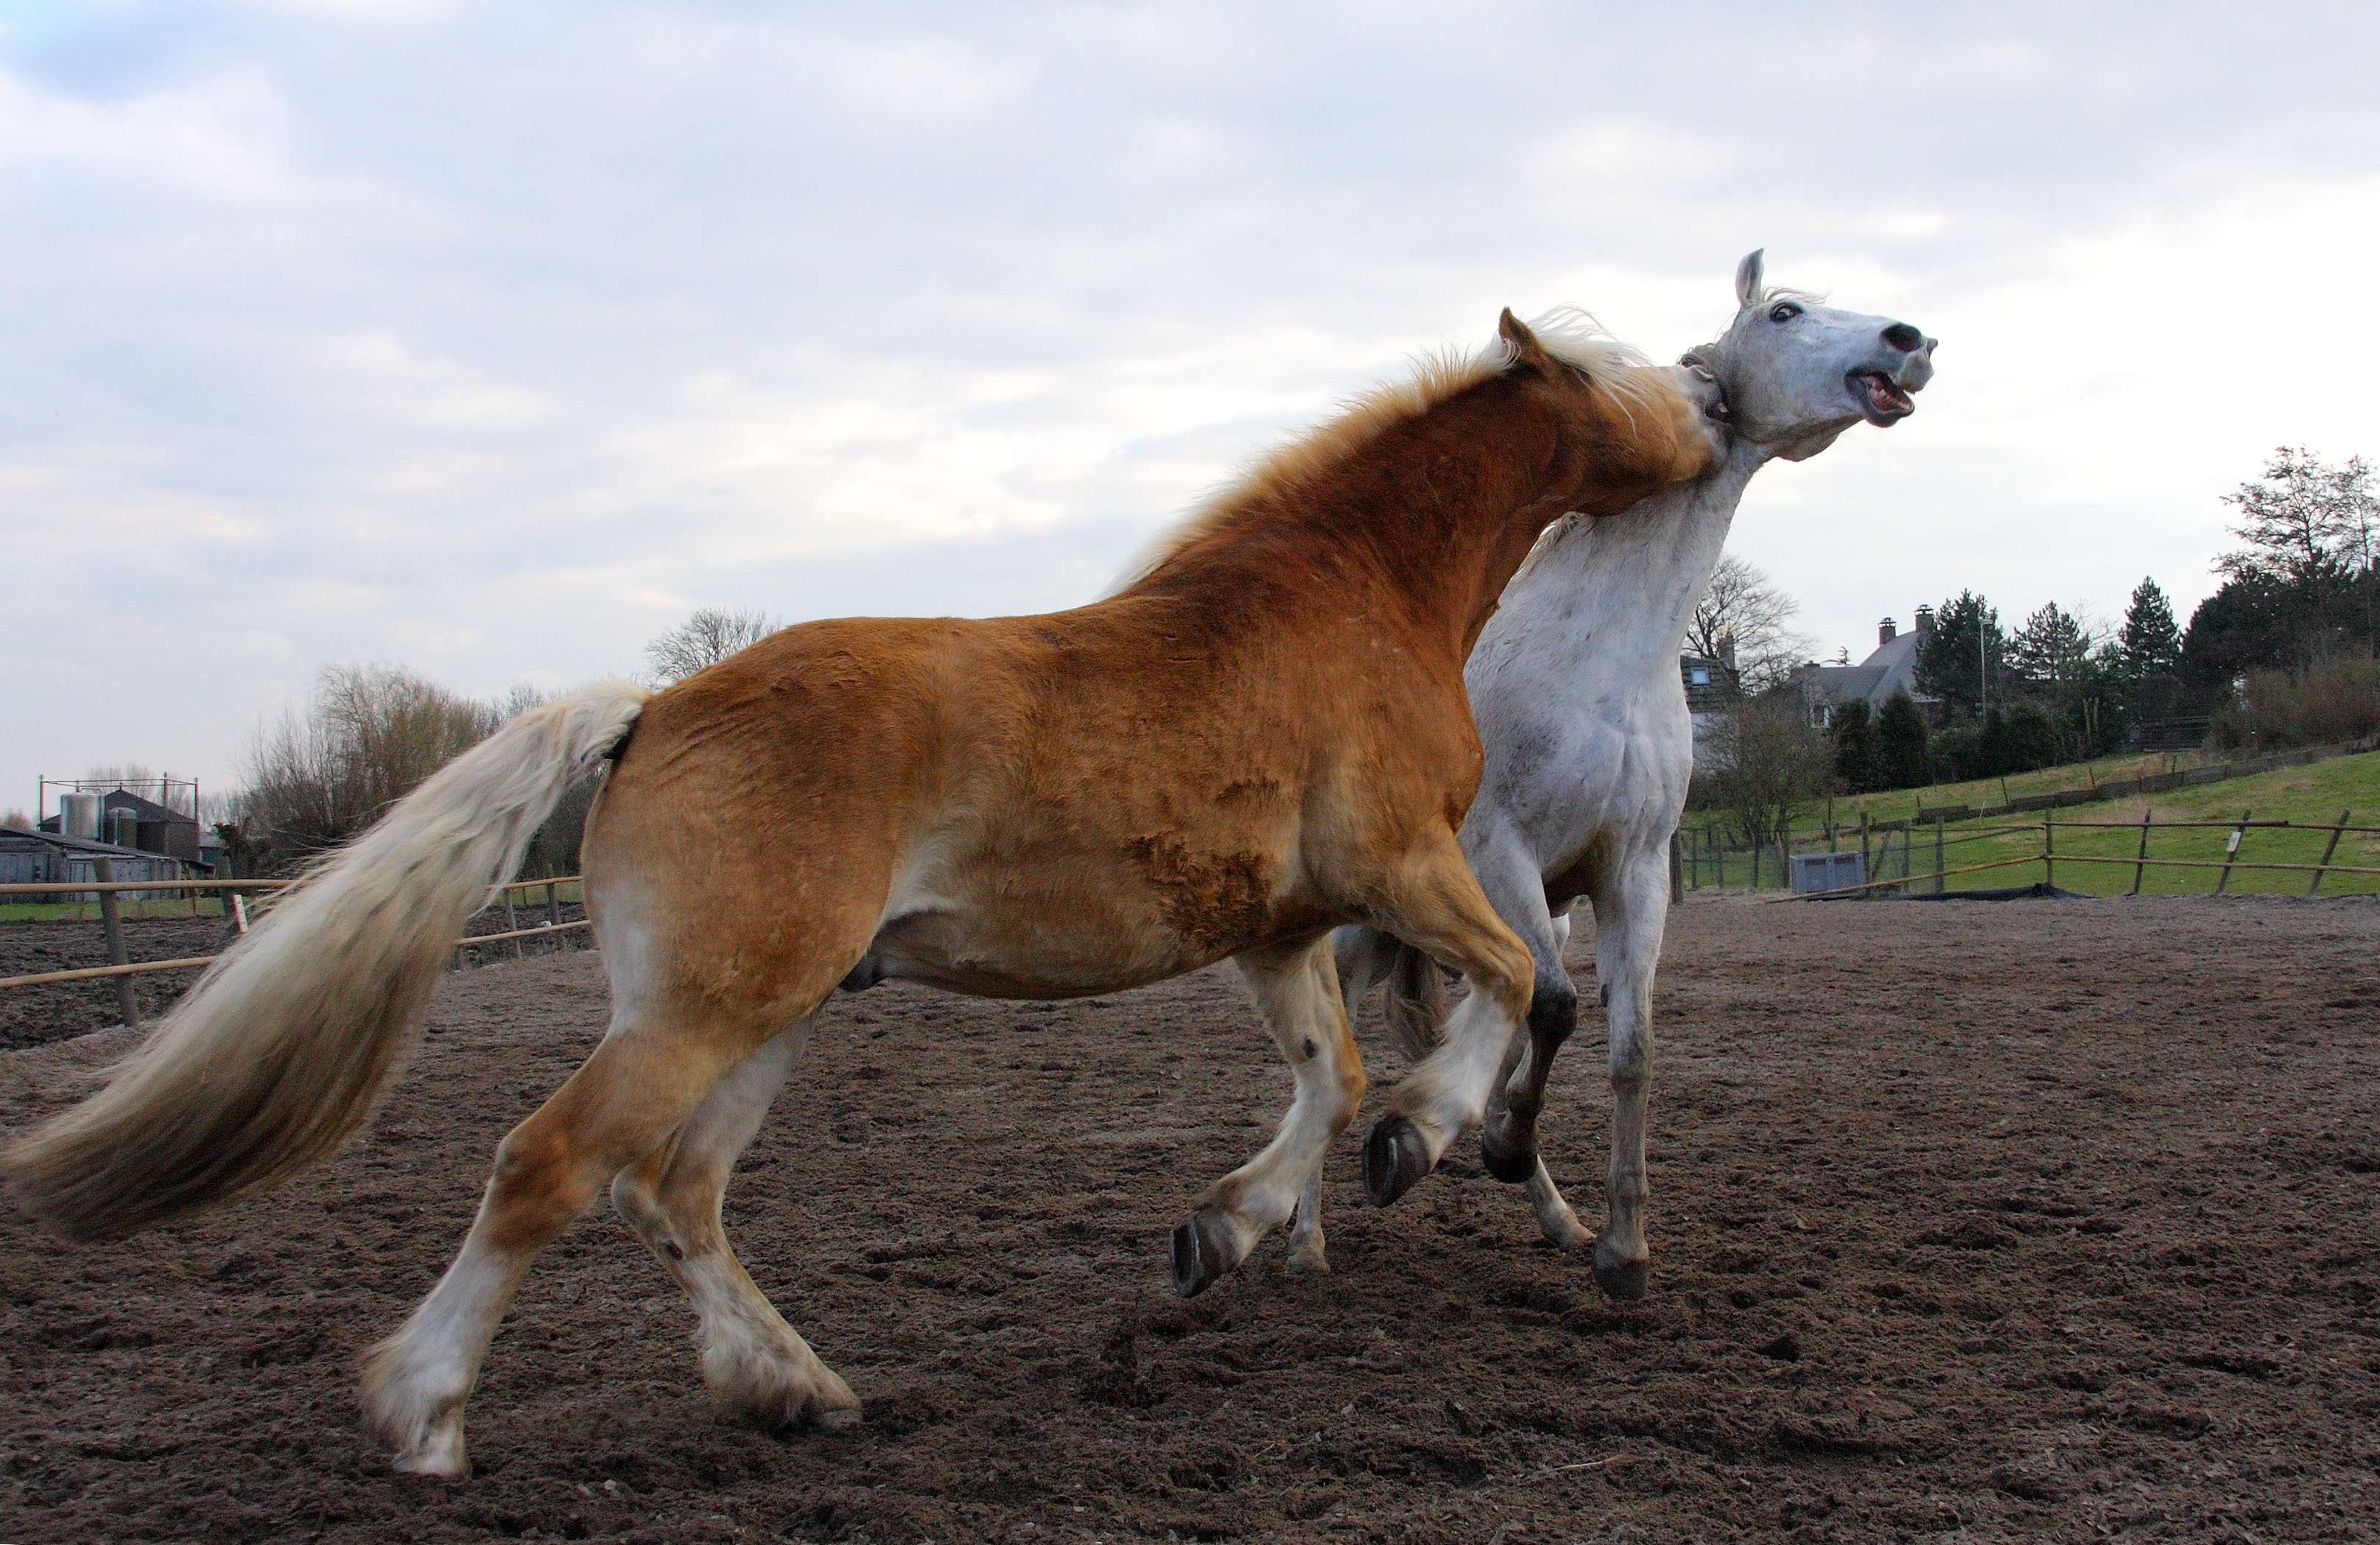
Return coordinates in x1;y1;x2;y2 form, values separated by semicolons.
1381;939;1451;1063
4;682;651;1242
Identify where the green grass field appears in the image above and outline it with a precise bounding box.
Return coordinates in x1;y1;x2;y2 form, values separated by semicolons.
1687;748;2380;897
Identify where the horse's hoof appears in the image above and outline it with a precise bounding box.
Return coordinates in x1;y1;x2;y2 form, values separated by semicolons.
814;1406;863;1432
1478;1115;1539;1184
1592;1236;1649;1300
1169;1210;1239;1298
1363;1116;1434;1208
1282;1240;1330;1278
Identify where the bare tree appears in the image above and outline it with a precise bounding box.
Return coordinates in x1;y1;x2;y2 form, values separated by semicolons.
644;606;778;685
1701;691;1834;851
2;809;30;831
240;664;508;859
1686;555;1814;694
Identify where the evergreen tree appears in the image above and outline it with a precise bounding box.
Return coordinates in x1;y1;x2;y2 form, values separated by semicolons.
2009;602;2091;693
1829;699;1877;793
1874;693;1931;789
2116;578;2182;681
1976;706;2011;777
1913;591;2008;715
2001;700;2065;771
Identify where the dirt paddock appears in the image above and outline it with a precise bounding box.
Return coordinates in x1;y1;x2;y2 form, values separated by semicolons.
1;896;2374;1544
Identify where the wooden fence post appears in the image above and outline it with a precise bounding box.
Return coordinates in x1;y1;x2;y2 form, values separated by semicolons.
2043;816;2055;892
2307;807;2351;897
1934;813;1946;894
93;857;139;1032
502;886;522;961
2214;808;2250;895
2130;808;2152;896
1669;832;1683;905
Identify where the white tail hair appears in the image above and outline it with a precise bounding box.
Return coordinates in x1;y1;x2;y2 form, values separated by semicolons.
3;682;651;1241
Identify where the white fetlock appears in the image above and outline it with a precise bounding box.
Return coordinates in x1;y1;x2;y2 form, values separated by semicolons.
389;1413;471;1479
362;1348;475;1479
701;1308;860;1426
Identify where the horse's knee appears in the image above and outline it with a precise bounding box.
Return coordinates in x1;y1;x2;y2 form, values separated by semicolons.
1474;938;1534;1022
1526;970;1579;1054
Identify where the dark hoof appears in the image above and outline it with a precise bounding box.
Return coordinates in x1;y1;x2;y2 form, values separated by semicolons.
1592;1236;1649;1301
1478;1114;1539;1184
1363;1116;1435;1208
1169;1210;1239;1299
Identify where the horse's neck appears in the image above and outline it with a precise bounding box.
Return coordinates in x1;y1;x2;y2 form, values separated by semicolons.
1483;442;1762;688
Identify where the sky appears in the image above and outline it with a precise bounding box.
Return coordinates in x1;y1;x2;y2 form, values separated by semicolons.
4;1;2377;818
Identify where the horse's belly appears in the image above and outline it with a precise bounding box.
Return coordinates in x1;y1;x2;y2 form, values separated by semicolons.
861;908;1221;1001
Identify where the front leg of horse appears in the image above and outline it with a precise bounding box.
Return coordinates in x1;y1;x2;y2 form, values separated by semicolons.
1358;837;1537;1208
1171;940;1363;1297
1478;958;1578;1183
1585;855;1671;1300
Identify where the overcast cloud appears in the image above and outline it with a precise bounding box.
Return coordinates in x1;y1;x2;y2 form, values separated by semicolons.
4;1;2377;813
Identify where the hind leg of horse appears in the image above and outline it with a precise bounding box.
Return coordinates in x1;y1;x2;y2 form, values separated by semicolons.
359;1005;790;1476
1579;849;1670;1300
1357;830;1537;1208
1286;924;1436;1272
608;1022;857;1427
1169;936;1363;1297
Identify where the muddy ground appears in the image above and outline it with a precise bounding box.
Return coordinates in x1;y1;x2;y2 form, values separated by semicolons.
0;895;2373;1544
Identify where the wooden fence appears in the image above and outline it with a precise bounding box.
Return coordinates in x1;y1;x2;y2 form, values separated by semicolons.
1774;810;2380;901
0;871;589;1032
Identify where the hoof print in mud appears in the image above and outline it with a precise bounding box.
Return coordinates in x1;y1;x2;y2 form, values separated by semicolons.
1363;1116;1435;1208
1168;1211;1239;1299
1477;1116;1539;1184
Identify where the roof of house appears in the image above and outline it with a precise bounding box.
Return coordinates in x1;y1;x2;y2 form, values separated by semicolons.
100;788;197;825
0;826;148;858
1802;628;1927;708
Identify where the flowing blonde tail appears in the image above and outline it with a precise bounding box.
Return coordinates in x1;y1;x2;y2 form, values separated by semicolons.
3;682;651;1241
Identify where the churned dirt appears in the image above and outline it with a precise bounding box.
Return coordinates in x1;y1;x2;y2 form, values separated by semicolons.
0;895;2374;1544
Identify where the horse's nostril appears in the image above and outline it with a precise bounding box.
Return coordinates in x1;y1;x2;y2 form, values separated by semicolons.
1882;323;1923;352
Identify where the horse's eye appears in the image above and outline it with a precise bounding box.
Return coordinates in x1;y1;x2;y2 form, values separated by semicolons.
1769;303;1800;323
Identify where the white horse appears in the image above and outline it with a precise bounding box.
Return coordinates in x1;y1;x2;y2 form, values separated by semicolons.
1321;251;1936;1297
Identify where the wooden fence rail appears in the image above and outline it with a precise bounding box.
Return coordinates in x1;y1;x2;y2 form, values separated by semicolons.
0;876;575;897
0;920;594;994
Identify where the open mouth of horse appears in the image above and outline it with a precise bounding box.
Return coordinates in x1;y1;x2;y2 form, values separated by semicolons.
1847;370;1915;426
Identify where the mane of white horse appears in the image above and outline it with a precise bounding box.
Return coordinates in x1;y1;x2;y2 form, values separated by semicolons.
1104;309;1654;598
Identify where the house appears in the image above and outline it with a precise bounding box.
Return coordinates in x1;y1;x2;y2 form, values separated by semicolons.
1798;609;1937;726
1681;641;1737;756
38;787;200;861
0;826;184;894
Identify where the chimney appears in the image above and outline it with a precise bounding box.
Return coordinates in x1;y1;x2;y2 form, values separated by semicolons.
1878;617;1898;646
1914;604;1935;635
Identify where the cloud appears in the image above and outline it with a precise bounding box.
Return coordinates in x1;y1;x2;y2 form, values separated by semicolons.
3;1;2378;807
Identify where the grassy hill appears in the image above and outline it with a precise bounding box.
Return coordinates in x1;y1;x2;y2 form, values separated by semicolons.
1688;747;2380;897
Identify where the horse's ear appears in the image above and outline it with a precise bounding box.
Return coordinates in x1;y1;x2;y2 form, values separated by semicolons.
1734;251;1765;310
1498;308;1549;367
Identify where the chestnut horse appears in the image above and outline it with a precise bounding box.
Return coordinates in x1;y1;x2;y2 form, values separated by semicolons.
6;310;1713;1476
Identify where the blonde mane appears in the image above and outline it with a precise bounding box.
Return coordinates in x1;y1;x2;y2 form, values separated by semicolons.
1103;310;1657;597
